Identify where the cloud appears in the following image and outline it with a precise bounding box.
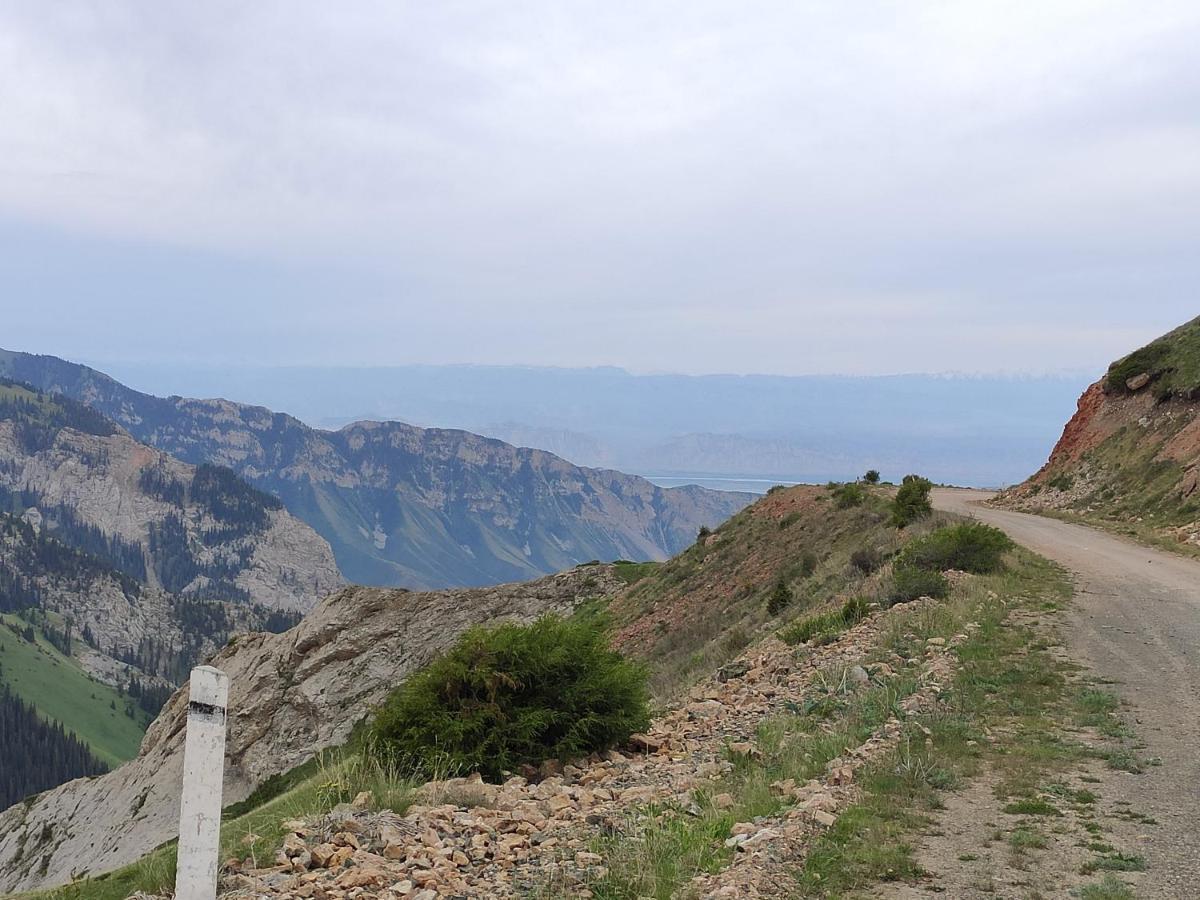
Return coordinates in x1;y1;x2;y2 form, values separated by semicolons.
0;0;1196;373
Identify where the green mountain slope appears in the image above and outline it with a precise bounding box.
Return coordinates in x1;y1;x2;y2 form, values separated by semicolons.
0;613;150;768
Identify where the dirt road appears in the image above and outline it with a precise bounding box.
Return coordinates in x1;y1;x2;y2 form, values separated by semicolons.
933;489;1200;896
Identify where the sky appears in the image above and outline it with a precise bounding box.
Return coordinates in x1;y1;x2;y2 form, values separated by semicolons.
1;0;1197;375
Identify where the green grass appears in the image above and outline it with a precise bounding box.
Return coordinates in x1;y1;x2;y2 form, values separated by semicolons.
1009;825;1049;851
1075;874;1137;899
612;560;660;586
0;613;150;767
27;750;417;900
586;672;922;900
778;597;868;646
1080;852;1147;875
1105;314;1200;399
1003;798;1062;817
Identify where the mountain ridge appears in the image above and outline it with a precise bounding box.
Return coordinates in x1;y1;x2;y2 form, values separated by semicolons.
0;349;752;589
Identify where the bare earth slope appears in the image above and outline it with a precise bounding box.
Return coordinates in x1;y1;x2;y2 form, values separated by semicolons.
0;566;620;894
935;488;1200;895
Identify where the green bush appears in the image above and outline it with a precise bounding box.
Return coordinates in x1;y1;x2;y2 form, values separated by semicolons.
890;475;933;527
841;596;869;625
898;523;1013;574
849;546;883;574
1047;472;1074;492
830;482;866;508
767;579;793;615
889;564;949;604
780;598;869;646
863;469;881;484
799;551;819;577
368;615;650;782
1105;342;1169;394
780;611;838;646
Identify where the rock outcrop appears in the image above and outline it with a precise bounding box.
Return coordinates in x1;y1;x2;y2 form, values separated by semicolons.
0;417;342;611
0;566;621;893
0;349;753;589
997;316;1200;548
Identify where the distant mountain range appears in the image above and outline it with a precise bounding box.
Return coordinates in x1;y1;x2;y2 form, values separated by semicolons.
88;360;1093;486
0;350;751;590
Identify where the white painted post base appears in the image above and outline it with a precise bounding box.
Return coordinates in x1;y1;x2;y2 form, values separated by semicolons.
175;665;229;900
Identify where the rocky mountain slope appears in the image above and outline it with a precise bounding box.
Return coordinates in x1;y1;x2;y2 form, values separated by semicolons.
0;511;296;690
0;566;622;893
18;480;1097;900
0;382;341;806
0;349;752;589
0;380;342;609
998;316;1200;550
0;481;906;893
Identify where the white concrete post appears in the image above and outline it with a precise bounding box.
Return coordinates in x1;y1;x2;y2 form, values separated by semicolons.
175;665;229;900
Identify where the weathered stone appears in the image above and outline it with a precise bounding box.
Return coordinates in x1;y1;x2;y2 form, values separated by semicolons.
627;732;663;753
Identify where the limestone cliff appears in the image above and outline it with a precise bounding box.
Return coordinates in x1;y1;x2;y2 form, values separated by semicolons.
0;383;342;610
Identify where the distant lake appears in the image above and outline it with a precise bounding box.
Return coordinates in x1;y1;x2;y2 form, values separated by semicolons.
640;474;803;495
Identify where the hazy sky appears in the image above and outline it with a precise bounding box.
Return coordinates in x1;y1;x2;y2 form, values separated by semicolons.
1;1;1197;375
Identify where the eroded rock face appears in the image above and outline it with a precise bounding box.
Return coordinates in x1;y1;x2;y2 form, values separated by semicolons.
0;566;621;893
0;421;342;610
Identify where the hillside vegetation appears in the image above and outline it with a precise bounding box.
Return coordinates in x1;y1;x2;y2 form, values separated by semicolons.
0;613;151;767
22;479;1151;900
608;483;938;694
1104;315;1200;401
1001;315;1200;555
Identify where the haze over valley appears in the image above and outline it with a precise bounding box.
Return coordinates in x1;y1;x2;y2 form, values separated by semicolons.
91;361;1091;488
2;2;1199;897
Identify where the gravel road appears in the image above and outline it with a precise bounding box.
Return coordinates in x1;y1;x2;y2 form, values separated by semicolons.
934;488;1200;896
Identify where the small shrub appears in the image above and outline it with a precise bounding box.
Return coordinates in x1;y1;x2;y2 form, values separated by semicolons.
697;525;712;543
889;564;949;604
767;579;793;615
897;523;1013;574
830;482;866;508
799;551;819;577
863;469;881;484
368;615;650;781
1080;853;1146;875
1105;342;1169;394
1076;874;1136;900
1047;472;1075;492
780;611;839;646
841;597;869;625
849;546;883;575
890;475;933;527
1002;798;1062;816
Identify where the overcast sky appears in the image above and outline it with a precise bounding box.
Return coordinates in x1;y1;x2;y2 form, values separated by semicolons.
1;1;1197;375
